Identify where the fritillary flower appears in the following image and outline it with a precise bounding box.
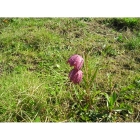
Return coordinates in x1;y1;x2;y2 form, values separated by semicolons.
67;54;84;70
69;69;83;84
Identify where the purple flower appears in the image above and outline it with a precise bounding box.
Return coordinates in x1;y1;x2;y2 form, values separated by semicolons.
67;54;84;70
69;69;83;84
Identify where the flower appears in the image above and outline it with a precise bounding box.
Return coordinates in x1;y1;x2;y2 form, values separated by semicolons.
67;54;84;70
69;69;83;84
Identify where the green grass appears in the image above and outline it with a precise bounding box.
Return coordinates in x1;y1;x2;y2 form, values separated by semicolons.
0;18;140;122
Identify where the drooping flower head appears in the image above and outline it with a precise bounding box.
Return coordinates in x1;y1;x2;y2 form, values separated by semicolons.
67;54;84;70
69;69;83;84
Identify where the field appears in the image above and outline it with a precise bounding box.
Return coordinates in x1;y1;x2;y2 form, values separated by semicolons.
0;18;140;122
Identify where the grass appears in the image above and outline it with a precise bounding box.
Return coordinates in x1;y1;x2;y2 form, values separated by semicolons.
0;18;140;122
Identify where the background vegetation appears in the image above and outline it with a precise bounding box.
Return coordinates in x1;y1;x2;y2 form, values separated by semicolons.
0;18;140;122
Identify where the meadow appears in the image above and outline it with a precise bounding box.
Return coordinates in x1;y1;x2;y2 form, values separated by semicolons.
0;18;140;122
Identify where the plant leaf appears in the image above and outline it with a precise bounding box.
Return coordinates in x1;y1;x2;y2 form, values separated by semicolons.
89;66;99;87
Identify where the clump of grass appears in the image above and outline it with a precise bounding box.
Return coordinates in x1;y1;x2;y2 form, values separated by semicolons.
111;18;139;30
124;36;140;50
100;18;140;31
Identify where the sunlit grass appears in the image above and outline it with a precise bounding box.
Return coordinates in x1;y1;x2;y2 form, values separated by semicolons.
0;18;140;122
